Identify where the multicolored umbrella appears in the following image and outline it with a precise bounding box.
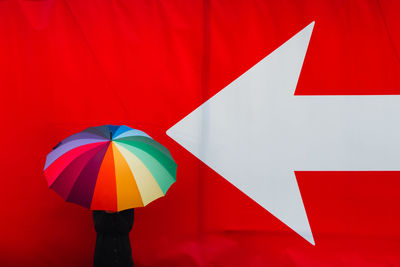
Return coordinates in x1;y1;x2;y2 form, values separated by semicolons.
43;125;177;212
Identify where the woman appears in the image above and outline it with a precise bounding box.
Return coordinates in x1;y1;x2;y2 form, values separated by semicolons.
92;208;135;267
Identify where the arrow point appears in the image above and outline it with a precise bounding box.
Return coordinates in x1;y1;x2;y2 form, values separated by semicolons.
167;22;316;245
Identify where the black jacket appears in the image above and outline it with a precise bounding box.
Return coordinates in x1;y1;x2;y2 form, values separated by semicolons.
92;209;134;267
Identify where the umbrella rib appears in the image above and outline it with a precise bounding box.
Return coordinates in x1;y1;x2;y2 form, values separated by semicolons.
45;139;108;171
48;142;110;189
114;136;173;160
112;141;176;176
112;143;145;208
116;141;176;179
114;143;164;206
116;142;176;194
65;142;111;205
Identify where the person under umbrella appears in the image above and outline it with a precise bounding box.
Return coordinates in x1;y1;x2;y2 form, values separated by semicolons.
44;125;177;267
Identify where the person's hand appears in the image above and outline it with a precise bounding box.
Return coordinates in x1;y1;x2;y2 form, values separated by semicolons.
105;210;116;214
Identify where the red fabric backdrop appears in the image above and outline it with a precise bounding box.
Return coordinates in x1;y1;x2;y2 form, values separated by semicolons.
1;0;400;266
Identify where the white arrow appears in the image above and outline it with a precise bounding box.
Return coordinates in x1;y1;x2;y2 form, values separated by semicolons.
166;21;400;245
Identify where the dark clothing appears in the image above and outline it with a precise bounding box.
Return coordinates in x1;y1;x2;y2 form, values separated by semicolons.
93;209;134;267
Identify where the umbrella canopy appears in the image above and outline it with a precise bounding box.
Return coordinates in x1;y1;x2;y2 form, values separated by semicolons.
43;125;177;212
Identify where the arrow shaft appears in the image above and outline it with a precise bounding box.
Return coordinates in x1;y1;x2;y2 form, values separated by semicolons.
288;96;400;170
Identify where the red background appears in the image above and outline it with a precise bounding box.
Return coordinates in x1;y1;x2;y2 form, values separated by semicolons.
1;0;400;266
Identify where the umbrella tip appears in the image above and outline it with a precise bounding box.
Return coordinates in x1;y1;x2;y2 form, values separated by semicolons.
110;132;113;140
